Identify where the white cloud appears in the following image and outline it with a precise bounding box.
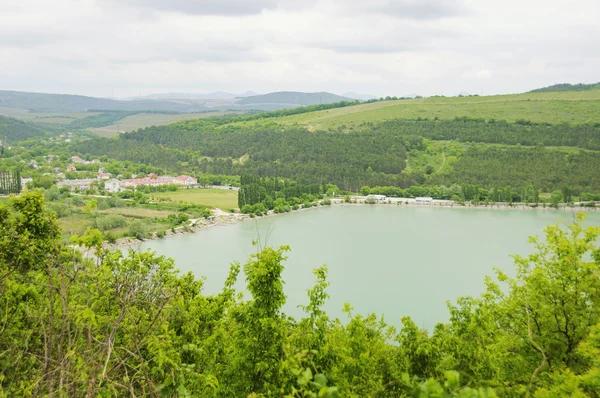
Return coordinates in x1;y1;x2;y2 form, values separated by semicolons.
476;69;492;80
0;0;598;97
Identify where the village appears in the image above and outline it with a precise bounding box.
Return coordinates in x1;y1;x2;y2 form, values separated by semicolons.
54;155;198;193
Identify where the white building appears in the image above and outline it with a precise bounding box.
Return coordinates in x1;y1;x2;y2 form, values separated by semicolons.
367;194;387;201
104;179;121;193
97;171;112;180
56;179;95;192
173;175;198;186
415;197;433;203
21;177;33;190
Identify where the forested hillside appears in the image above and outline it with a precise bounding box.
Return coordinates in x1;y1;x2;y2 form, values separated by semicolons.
1;191;600;396
530;82;600;92
0;115;48;142
75;116;600;194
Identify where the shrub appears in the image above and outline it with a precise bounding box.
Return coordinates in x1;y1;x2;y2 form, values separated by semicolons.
156;230;166;239
70;196;85;207
241;204;252;214
47;203;73;218
321;199;332;206
128;221;147;240
104;231;117;244
166;213;189;226
44;187;60;202
94;215;127;231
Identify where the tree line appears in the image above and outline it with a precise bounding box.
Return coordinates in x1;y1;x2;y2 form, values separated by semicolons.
0;170;21;195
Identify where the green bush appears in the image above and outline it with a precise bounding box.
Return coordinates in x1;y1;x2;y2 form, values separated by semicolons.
44;187;60;202
69;196;85;207
47;203;73;218
156;230;165;239
166;213;189;226
94;215;127;231
128;221;147;240
104;231;117;244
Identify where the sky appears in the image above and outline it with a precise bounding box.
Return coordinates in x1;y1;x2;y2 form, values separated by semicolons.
0;0;598;98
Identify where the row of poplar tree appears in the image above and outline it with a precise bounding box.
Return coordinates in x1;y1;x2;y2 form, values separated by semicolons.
0;170;21;195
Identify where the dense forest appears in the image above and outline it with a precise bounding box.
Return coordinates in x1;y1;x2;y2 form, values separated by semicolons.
0;115;48;143
433;145;600;193
74;117;600;194
1;191;599;396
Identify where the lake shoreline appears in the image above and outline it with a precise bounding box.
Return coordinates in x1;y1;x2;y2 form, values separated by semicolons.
107;197;597;250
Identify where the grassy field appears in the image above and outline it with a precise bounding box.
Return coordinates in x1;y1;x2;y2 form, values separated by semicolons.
227;90;600;131
150;188;238;210
99;207;177;218
90;111;244;137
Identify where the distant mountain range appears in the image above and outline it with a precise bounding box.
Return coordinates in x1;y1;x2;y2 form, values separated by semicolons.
0;90;208;113
236;91;354;107
0;90;361;114
139;91;261;100
530;82;600;93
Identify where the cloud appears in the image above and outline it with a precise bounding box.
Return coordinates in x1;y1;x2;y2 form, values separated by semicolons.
364;0;469;20
476;69;493;80
101;0;310;16
332;0;470;21
0;0;598;98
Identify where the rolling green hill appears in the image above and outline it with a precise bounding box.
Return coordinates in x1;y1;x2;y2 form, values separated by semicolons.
229;90;600;130
70;88;600;197
236;91;353;107
0;115;48;143
530;82;600;93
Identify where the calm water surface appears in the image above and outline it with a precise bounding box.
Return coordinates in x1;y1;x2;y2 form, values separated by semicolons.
140;206;600;330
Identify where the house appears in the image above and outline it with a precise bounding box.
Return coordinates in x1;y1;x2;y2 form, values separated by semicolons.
67;164;76;172
173;175;198;186
120;175;197;188
21;177;33;190
97;171;112;180
104;179;121;193
415;197;433;203
56;179;96;192
367;194;387;201
71;156;84;163
120;177;174;189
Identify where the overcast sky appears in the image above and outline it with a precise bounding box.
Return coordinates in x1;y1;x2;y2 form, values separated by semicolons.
0;0;598;98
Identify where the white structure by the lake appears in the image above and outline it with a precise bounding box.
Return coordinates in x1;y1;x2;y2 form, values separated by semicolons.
367;194;388;201
415;197;433;203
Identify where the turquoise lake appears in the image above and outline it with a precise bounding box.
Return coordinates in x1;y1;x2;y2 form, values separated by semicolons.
139;205;600;330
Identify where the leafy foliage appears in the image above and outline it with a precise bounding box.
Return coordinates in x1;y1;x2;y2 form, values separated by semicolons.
1;192;600;396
